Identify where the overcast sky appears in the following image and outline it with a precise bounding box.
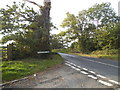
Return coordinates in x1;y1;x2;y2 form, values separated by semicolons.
0;0;120;35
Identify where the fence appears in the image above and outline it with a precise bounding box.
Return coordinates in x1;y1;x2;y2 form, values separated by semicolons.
0;44;13;60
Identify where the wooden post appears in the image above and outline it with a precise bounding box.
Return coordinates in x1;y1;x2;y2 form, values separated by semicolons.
7;44;13;60
0;46;2;60
2;46;7;60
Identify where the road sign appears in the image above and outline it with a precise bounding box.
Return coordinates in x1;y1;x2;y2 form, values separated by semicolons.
37;51;50;54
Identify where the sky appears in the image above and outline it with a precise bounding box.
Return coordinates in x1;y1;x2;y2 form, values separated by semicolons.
0;0;119;35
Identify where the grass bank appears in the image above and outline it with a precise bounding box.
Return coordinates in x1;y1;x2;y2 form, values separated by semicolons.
70;53;118;61
53;49;119;61
1;53;64;83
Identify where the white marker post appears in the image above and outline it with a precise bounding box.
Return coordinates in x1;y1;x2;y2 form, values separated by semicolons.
118;1;120;17
44;0;51;3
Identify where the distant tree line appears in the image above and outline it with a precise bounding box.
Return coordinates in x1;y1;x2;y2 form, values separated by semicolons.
53;2;120;53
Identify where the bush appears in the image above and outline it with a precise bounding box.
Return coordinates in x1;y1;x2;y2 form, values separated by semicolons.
52;48;74;53
91;49;118;55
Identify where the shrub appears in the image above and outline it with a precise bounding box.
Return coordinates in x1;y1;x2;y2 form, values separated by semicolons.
91;49;118;55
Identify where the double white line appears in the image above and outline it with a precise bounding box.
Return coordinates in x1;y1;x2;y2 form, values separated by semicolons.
65;61;120;87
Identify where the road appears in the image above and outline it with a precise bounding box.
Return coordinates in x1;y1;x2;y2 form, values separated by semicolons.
2;53;120;88
59;53;120;83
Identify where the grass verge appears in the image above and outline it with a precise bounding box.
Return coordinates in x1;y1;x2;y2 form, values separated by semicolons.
1;53;64;83
70;53;118;61
52;49;118;61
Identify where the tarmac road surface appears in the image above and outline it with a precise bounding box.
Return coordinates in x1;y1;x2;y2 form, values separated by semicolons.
59;53;120;83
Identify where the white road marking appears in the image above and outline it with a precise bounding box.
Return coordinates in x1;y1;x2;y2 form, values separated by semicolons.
89;71;96;74
81;71;88;74
76;66;81;68
65;63;80;71
64;53;119;68
66;61;82;69
82;58;120;69
97;75;106;79
65;61;75;66
71;66;77;69
65;62;76;67
109;80;120;85
65;63;72;67
74;67;81;71
65;61;71;64
82;68;88;71
66;61;79;67
72;63;77;66
65;61;119;87
71;66;80;71
98;80;113;86
88;75;97;79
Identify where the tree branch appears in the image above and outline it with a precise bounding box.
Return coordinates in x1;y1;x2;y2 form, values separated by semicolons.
23;0;42;8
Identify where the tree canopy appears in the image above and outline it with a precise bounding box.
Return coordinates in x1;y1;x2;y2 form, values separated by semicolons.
0;2;53;59
60;2;119;53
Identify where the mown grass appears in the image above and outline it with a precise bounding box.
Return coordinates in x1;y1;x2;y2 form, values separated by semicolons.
1;54;64;83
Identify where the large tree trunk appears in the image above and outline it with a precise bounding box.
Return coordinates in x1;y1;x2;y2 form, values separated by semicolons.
40;2;51;52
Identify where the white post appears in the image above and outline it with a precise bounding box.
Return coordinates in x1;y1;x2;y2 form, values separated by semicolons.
118;1;120;17
44;0;51;3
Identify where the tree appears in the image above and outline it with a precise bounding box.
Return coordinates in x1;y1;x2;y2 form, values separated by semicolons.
0;2;38;35
50;34;64;49
0;1;52;59
87;2;118;27
24;0;52;57
60;2;118;53
61;11;96;53
112;22;120;49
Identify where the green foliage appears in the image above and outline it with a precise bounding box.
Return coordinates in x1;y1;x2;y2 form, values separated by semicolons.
95;22;120;50
87;2;118;26
52;48;71;53
98;55;118;60
0;2;41;58
0;2;37;35
70;51;118;61
110;22;120;49
61;11;96;53
70;42;80;51
1;54;64;82
0;2;53;59
52;48;80;53
60;2;119;53
91;49;118;55
50;34;64;49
